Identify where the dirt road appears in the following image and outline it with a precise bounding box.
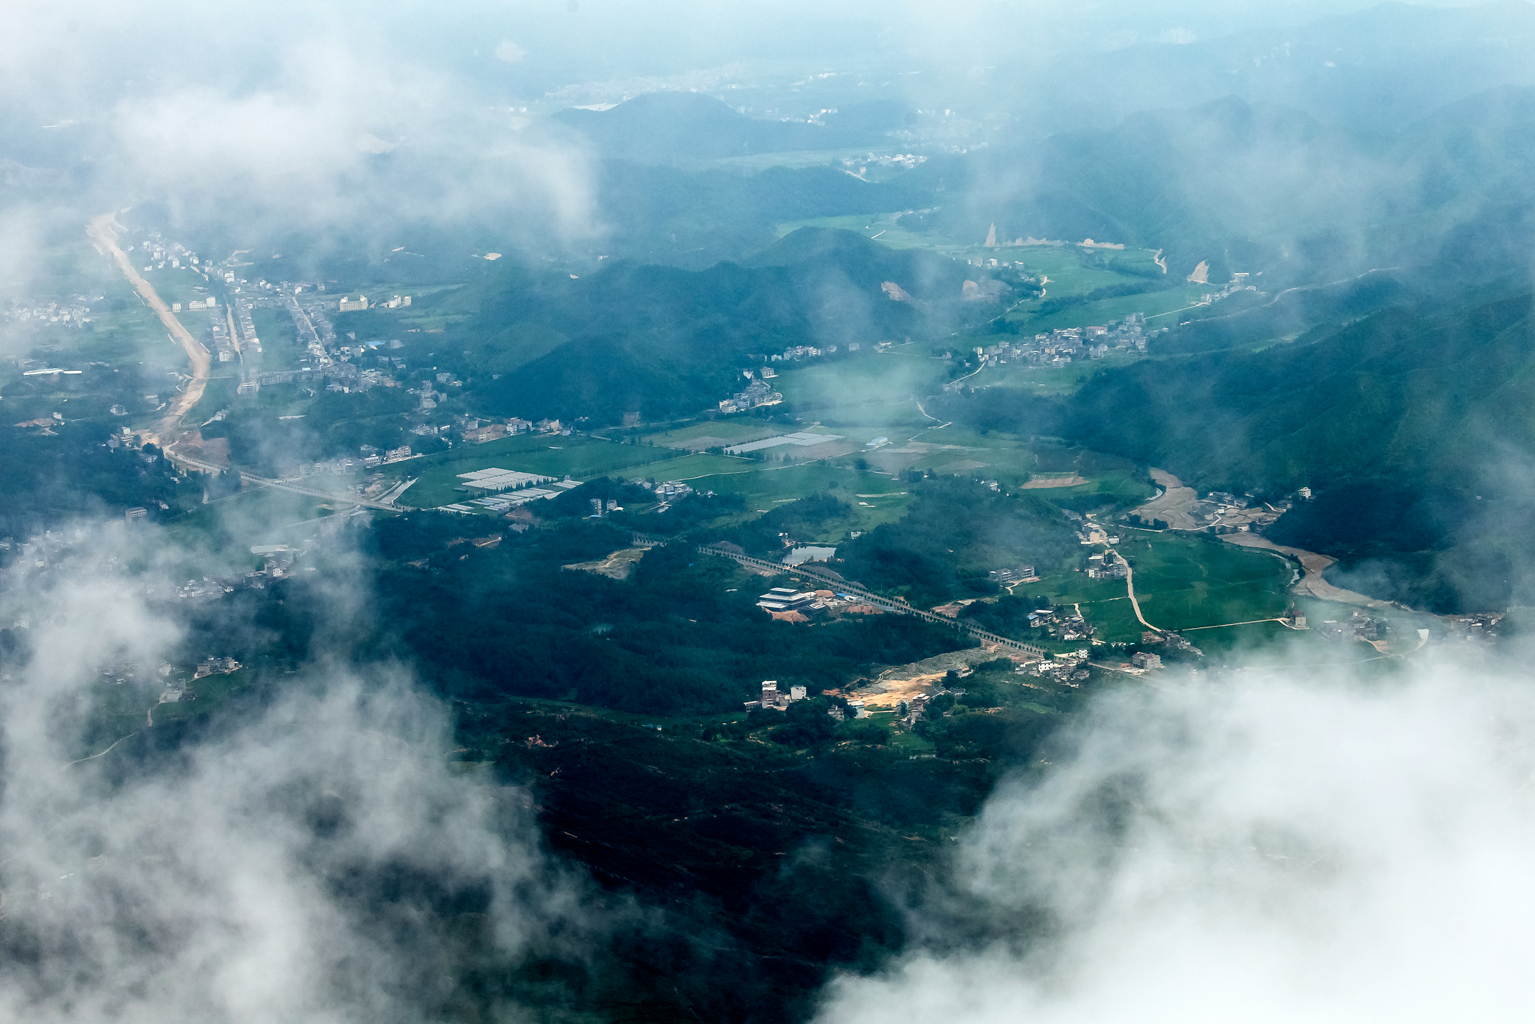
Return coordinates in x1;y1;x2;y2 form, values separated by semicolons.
1122;558;1159;631
87;213;211;445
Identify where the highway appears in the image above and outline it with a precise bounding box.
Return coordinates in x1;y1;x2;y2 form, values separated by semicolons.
695;542;1047;657
165;450;408;512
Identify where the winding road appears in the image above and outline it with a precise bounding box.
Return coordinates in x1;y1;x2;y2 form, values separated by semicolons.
88;213;211;445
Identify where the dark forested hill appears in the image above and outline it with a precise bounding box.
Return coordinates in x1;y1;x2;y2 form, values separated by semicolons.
455;229;1019;422
1049;290;1535;611
592;160;932;267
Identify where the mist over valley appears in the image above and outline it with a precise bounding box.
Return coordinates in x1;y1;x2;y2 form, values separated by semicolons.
4;2;1535;1020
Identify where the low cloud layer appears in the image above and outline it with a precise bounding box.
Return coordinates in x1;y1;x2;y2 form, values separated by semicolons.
0;535;589;1023
2;0;602;254
819;661;1535;1022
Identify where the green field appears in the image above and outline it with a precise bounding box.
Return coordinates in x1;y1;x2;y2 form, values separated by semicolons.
769;214;1199;338
397;434;682;507
635;418;784;449
1034;532;1293;643
1017;283;1207;334
774;350;949;427
688;462;916;532
250;306;303;369
2;240;193;385
971;350;1145;396
774;211;968;253
142;269;218;310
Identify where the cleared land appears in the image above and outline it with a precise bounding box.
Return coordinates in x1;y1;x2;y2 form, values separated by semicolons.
87;213;212;444
1222;532;1384;607
1130;468;1200;529
848;647;1011;710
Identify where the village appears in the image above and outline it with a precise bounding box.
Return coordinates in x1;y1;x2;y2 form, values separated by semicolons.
965;313;1159;375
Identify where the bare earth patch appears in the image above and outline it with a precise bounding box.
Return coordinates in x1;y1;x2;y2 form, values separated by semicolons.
1021;474;1087;489
561;548;648;581
1129;468;1201;529
1221;533;1382;607
849;647;1013;709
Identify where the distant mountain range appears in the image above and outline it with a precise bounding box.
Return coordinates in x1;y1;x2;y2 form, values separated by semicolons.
551;93;911;164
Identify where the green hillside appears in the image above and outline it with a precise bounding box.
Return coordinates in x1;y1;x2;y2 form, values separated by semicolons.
454;229;1022;423
1047;290;1535;611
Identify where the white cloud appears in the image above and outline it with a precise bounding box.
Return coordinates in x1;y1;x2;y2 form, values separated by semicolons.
0;531;594;1022
818;665;1535;1023
495;39;528;63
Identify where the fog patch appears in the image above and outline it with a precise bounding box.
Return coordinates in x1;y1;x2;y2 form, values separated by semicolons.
0;528;593;1023
817;662;1535;1022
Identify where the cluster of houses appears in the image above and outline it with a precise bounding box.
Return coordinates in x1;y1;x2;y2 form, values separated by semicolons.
453;415;564;442
1141;630;1201;657
128;230;208;279
4;296;99;329
718;377;783;414
745;679;806;711
648;480;695;510
1017;649;1092;684
194;656;242;679
1087;550;1128;580
988;565;1039;586
756;345;832;363
963;314;1159;374
1448;613;1501;644
1198;272;1259;307
304;446;413;476
839;152;927;177
895;685;961;727
1187;491;1288;533
746;679;870;719
1318;610;1385;643
1028;605;1095;641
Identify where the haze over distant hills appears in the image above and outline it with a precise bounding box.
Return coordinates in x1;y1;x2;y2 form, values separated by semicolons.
11;4;1535;1024
552;93;911;163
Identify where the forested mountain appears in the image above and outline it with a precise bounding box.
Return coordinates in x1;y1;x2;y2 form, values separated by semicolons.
454;228;1019;422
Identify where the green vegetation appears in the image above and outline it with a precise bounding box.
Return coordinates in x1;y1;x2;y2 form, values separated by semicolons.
398;434;682;508
837;476;1080;608
1024;533;1292;643
250;306;301;368
361;512;971;713
1057;292;1535;611
775;352;947;427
